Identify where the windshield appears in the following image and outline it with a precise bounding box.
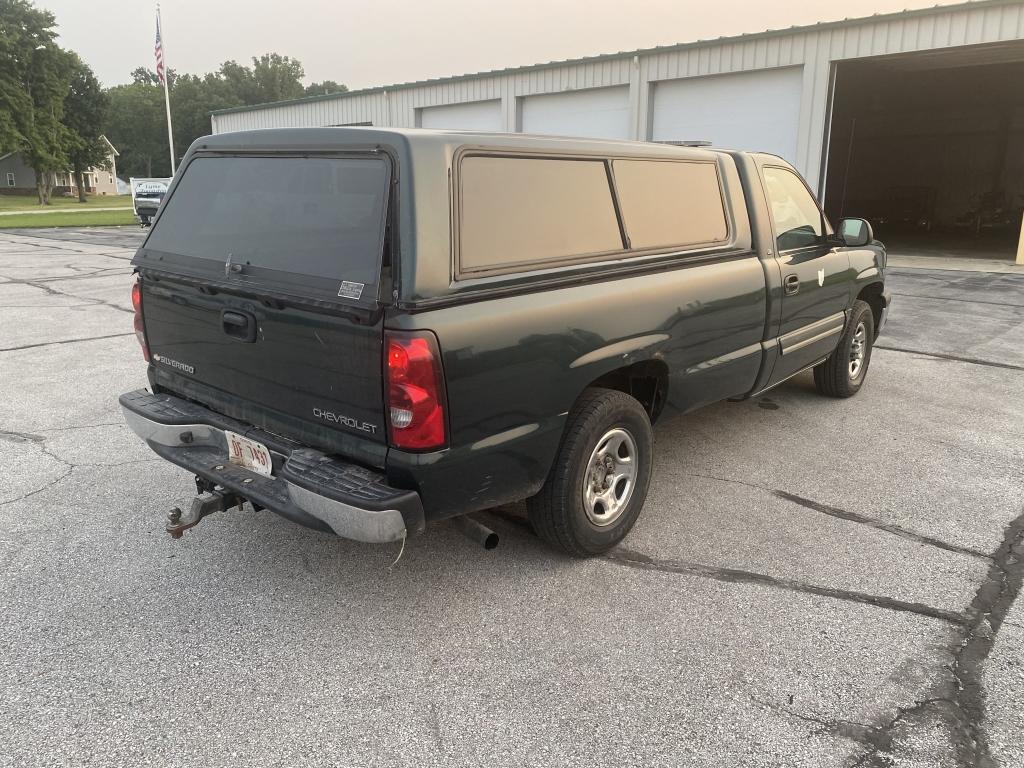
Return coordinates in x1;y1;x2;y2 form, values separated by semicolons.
144;155;389;302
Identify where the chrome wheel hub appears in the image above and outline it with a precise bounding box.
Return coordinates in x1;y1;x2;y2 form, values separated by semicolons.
582;427;638;527
849;321;867;380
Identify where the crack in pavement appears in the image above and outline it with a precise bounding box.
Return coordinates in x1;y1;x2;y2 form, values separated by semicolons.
873;346;1024;372
603;508;1024;768
0;466;74;508
17;276;132;309
598;476;1024;765
0;428;46;444
0;230;141;250
774;490;989;560
479;475;1024;765
0;332;133;352
602;547;965;624
0;420;157;507
749;695;887;753
0;272;134;315
0;302;112;310
847;696;964;768
27;267;131;281
687;472;987;560
0;457;161;508
41;421;124;433
0;269;129;285
486;505;972;626
0;241;137;260
939;509;1024;768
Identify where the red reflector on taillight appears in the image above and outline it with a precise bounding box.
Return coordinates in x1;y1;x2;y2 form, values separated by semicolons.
385;333;446;451
132;278;149;361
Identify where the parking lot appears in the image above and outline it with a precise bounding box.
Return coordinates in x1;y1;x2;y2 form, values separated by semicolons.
1;226;1021;768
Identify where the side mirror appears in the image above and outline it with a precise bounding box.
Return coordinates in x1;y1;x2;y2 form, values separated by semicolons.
838;217;873;248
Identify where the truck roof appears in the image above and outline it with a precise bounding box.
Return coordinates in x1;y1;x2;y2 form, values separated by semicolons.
189;126;733;163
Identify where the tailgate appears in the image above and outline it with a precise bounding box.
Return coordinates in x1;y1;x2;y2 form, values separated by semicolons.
134;152;391;458
141;280;385;445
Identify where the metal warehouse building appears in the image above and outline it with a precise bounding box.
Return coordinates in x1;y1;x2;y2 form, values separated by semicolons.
212;0;1024;263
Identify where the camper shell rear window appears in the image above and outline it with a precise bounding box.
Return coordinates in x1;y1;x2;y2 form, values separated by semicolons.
141;153;390;305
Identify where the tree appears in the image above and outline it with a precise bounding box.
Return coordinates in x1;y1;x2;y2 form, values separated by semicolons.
20;39;74;204
0;0;75;203
169;71;237;154
104;52;347;180
217;59;257;104
104;81;168;178
251;53;305;102
218;54;306;105
304;80;348;98
63;56;109;202
0;0;57;152
130;66;159;86
0;0;38;150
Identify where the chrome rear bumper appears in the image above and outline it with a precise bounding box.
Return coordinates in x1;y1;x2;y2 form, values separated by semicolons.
120;390;421;543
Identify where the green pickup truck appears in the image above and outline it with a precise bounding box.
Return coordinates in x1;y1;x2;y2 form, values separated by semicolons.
121;128;890;556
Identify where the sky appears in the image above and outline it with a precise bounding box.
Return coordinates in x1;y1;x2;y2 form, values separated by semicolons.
40;0;964;90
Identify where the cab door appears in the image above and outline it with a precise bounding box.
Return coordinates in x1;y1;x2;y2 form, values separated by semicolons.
759;162;851;385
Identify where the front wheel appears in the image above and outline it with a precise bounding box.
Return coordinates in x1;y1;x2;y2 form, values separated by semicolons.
813;299;875;398
527;388;653;557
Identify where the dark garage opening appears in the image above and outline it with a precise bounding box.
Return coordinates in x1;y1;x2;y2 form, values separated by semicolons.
823;45;1024;261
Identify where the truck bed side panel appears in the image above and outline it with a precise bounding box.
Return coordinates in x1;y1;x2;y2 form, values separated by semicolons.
387;255;767;519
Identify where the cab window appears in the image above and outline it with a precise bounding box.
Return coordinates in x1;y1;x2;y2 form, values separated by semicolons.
763;166;825;252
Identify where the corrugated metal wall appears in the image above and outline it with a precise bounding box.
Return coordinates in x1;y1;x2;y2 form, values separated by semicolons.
211;1;1024;187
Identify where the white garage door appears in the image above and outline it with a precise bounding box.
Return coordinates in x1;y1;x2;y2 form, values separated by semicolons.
521;86;631;139
651;67;803;164
419;100;503;131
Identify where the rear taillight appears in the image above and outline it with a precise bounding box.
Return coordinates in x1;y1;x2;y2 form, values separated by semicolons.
385;332;446;451
131;278;149;361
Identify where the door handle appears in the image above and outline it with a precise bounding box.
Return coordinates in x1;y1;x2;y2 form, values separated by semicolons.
783;274;800;295
221;309;257;342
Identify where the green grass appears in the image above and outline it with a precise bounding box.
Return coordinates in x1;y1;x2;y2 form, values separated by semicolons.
0;209;137;228
0;193;132;212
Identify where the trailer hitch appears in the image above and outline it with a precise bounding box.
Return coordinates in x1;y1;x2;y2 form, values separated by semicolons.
167;488;243;539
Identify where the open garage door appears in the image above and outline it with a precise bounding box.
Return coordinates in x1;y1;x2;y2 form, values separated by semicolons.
651;68;803;164
823;44;1024;262
520;86;631;139
419;100;503;131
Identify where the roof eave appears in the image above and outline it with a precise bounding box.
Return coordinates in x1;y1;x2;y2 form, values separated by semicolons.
209;0;1015;118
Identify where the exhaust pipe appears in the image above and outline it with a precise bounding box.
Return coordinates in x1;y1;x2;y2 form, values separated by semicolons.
452;515;499;550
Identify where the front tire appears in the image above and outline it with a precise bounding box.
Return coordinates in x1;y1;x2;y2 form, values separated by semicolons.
528;388;653;557
813;299;875;398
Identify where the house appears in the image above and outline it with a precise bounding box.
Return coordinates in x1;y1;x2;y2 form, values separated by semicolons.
0;136;119;197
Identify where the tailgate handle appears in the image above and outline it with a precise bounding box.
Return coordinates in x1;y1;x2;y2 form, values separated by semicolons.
221;310;257;342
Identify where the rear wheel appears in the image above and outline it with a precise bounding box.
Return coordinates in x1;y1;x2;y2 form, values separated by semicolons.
528;388;653;557
813;299;875;398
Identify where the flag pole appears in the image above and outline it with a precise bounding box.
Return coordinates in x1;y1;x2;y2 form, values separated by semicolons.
157;3;176;174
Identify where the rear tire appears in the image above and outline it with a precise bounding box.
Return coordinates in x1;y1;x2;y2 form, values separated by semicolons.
528;388;653;557
813;299;875;398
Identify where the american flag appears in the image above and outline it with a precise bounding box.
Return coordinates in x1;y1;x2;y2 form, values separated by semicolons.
155;13;165;86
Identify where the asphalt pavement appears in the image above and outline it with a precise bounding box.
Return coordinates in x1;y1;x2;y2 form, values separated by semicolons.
0;227;1021;767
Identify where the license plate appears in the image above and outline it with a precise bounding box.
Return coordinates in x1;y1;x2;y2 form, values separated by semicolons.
225;430;273;477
